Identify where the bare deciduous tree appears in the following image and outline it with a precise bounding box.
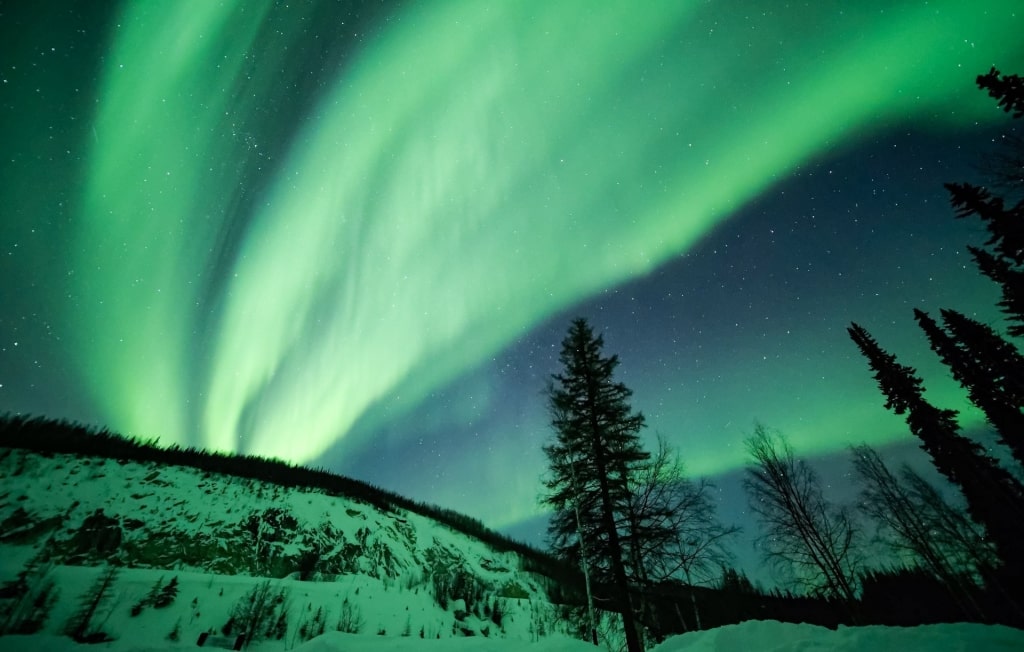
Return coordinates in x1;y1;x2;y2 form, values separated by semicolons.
900;463;999;578
852;444;951;570
743;424;859;602
627;436;739;587
625;436;739;633
851;444;990;617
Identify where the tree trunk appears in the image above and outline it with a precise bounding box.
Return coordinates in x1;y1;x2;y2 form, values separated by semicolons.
589;416;643;652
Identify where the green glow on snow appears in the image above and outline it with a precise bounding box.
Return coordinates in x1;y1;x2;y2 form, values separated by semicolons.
75;0;1023;470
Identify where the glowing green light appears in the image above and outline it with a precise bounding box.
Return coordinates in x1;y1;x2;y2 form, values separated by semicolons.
76;0;1023;469
74;1;276;442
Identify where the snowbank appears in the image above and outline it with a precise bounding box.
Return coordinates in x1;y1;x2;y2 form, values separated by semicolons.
650;619;1024;652
4;620;1023;652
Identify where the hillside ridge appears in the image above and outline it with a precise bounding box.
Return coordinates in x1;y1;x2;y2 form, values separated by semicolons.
0;416;590;644
0;414;566;579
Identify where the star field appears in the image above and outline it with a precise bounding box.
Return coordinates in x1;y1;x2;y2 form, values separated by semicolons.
1;1;1022;544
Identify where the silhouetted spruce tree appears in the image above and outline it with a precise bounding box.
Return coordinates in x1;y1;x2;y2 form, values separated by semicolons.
970;247;1024;337
63;565;118;643
1;555;59;635
542;318;647;652
847;323;1024;578
913;309;1024;467
153;576;179;608
946;181;1024;266
978;67;1024;119
945;68;1024;336
717;566;758;595
939;309;1024;406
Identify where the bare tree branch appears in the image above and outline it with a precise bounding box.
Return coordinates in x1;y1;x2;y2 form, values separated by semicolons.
743;424;860;602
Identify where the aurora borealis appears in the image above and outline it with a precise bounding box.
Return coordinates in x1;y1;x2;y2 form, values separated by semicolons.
2;1;1023;536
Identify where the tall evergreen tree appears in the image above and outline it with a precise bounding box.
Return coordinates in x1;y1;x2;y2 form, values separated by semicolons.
542;318;647;652
970;246;1024;337
913;309;1024;467
847;323;1024;578
976;68;1024;203
945;181;1024;266
939;309;1024;406
946;68;1024;338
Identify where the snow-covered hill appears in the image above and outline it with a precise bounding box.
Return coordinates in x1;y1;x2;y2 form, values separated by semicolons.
0;447;582;648
3;446;1023;652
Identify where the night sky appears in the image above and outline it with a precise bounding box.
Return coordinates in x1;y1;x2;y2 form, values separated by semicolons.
2;1;1022;558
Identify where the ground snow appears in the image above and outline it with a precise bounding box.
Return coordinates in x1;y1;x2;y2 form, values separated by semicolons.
649;619;1024;652
291;631;599;651
4;620;1023;652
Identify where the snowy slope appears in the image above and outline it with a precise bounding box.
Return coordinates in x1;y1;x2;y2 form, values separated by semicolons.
0;447;532;582
4;448;1023;651
0;447;575;646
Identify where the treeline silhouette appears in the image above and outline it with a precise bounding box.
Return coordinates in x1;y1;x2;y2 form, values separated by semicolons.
564;564;1015;638
5;413;1017;631
0;412;568;581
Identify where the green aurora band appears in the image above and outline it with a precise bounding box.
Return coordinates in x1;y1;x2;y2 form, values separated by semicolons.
74;1;1023;467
